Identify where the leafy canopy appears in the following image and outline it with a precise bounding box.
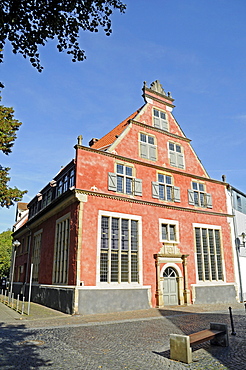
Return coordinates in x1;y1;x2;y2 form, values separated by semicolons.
0;0;126;72
0;230;12;277
0;97;27;207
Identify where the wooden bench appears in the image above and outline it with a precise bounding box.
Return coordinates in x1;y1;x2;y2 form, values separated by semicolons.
170;322;229;364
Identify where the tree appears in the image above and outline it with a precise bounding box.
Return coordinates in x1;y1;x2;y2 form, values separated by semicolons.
0;96;27;207
0;230;12;277
0;0;127;72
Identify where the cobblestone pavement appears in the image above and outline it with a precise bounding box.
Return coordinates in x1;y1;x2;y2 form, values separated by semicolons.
0;303;245;369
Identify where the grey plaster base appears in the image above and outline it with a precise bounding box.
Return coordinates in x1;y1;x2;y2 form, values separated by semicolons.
30;285;74;314
78;288;151;315
193;284;237;304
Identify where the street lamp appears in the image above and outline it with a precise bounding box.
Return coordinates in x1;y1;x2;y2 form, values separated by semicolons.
236;232;246;251
235;233;246;303
9;240;20;297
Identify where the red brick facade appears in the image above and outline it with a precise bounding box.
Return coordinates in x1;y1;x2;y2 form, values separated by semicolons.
12;81;237;314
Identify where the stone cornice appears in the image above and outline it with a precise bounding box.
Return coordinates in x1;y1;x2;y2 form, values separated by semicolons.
143;85;175;105
144;92;175;108
130;119;191;143
75;145;225;185
75;189;232;218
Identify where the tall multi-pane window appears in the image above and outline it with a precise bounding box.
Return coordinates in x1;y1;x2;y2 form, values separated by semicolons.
194;226;223;282
139;133;157;161
32;231;42;282
100;215;140;283
53;215;70;284
153;109;168;131
168;142;184;169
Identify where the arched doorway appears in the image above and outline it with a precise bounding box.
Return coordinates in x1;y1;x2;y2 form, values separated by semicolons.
163;267;179;305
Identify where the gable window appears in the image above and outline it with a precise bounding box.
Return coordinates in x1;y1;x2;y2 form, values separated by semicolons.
194;226;224;282
152;173;180;202
108;163;142;196
139;133;157;161
168;142;184;169
153;108;168;131
188;181;212;208
100;214;140;284
53;214;70;284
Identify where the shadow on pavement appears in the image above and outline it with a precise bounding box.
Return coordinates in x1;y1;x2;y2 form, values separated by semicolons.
154;308;245;369
0;322;53;369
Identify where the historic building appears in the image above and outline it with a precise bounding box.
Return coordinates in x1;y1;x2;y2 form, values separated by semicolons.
226;184;246;302
12;81;238;314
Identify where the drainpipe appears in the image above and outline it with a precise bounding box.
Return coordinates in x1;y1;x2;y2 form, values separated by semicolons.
228;185;244;302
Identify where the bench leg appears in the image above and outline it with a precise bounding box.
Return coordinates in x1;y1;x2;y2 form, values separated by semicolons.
210;323;229;347
170;334;192;364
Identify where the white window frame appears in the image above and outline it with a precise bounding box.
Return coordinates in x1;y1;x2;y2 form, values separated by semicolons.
108;162;142;196
192;181;206;207
116;163;134;195
188;180;212;209
168;141;185;169
159;219;179;244
97;210;142;286
53;213;70;284
153;108;169;131
193;223;225;284
139;132;157;161
152;173;180;203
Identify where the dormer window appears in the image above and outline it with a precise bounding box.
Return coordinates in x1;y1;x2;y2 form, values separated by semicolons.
153;109;168;131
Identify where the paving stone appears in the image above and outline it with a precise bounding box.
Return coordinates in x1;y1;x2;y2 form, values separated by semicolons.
0;302;245;369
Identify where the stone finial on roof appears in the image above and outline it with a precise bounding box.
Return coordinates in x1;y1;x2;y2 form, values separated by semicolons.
77;135;83;145
150;80;166;95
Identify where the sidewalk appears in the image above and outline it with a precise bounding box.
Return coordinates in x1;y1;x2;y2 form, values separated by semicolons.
0;300;244;328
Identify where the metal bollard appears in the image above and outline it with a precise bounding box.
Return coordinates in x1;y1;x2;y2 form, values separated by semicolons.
11;293;14;308
21;297;25;315
17;294;19;312
229;306;236;335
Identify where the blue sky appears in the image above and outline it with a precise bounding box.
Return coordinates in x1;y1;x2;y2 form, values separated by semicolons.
1;0;246;232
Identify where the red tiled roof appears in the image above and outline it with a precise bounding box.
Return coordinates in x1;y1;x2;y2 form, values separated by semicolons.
91;109;141;150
